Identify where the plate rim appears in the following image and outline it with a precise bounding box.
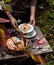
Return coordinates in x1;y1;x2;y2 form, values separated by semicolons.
18;23;34;33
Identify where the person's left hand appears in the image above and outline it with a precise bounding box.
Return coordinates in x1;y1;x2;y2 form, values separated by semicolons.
0;18;10;23
29;16;36;26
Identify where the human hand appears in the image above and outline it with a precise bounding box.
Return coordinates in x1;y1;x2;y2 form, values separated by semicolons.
0;18;10;23
29;16;36;26
10;17;16;27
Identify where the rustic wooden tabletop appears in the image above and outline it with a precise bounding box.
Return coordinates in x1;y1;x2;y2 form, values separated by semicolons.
28;26;53;55
0;26;53;61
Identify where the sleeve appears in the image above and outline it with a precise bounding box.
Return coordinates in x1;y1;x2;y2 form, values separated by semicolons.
0;10;9;19
30;0;37;6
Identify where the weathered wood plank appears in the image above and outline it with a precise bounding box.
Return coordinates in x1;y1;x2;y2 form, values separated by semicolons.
28;26;53;55
0;26;53;60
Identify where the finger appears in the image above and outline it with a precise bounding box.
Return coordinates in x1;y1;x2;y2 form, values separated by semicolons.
32;20;35;26
29;20;33;24
0;18;10;23
12;24;16;28
4;19;10;22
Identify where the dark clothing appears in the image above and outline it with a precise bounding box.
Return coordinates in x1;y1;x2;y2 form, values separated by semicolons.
9;0;37;18
0;0;37;20
0;9;30;28
0;0;37;28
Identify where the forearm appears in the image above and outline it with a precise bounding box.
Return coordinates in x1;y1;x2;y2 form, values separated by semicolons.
2;6;14;20
4;10;13;19
30;6;36;17
30;0;37;17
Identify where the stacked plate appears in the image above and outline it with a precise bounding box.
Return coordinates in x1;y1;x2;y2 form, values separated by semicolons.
19;23;36;38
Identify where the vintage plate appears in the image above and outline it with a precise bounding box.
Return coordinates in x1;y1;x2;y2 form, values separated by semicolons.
23;30;36;38
18;23;34;33
6;36;28;51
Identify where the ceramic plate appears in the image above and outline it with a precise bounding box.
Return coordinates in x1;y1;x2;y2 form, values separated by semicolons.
18;23;34;33
6;36;28;51
23;30;36;38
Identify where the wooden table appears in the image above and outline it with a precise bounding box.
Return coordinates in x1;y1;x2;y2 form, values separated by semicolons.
28;26;53;55
0;26;53;62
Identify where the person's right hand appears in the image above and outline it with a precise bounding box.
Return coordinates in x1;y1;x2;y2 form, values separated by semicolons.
10;17;19;31
10;17;17;27
2;6;19;32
